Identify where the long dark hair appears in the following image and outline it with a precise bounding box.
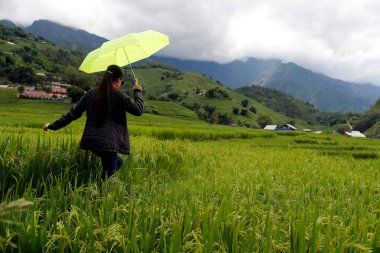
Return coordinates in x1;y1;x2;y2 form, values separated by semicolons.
94;65;123;125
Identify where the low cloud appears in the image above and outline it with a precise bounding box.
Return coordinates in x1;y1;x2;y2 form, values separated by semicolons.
1;0;380;84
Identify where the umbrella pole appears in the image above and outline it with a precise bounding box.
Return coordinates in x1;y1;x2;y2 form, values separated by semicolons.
128;63;136;80
123;48;137;81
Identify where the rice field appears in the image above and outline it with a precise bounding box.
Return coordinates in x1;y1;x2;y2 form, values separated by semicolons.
0;90;380;252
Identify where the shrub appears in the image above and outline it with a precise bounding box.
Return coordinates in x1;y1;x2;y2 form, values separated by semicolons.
205;88;230;99
67;85;85;103
240;108;248;116
257;114;273;128
241;99;248;108
218;113;232;125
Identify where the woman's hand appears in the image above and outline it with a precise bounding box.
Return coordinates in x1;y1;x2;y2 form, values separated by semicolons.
42;123;50;131
133;79;143;92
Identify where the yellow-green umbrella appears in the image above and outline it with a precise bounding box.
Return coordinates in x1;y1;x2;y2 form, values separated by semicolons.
79;30;170;78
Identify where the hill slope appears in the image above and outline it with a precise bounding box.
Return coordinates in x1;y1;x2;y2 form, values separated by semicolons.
236;85;320;124
132;62;309;128
0;24;95;88
353;99;380;138
236;84;359;128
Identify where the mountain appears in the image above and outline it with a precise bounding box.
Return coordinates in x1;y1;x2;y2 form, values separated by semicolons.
24;20;107;53
151;56;281;89
0;19;17;28
1;19;107;53
153;56;380;113
254;62;380;113
4;19;378;113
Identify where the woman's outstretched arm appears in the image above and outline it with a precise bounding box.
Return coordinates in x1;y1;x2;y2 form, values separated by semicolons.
43;93;88;131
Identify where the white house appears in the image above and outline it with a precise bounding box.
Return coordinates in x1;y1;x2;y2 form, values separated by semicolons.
344;131;366;138
264;125;277;130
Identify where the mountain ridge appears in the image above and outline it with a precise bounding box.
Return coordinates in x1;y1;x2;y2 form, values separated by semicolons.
2;18;379;113
254;62;380;112
24;20;107;53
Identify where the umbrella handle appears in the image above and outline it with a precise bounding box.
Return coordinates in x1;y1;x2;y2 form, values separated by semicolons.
128;63;137;81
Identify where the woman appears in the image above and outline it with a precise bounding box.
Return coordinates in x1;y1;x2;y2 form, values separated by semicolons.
43;65;144;179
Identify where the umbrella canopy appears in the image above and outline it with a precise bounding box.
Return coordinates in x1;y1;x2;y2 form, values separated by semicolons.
79;30;170;74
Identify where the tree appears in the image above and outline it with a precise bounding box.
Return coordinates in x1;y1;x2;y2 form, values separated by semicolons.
198;105;216;123
44;86;52;93
249;106;256;114
232;107;239;115
257;114;273;128
240;108;248;116
218;113;232;125
63;66;94;89
67;85;85;103
17;86;25;93
206;88;216;98
5;55;15;65
335;127;348;135
205;88;230;99
204;105;216;116
241;99;249;108
353;112;380;132
7;66;37;84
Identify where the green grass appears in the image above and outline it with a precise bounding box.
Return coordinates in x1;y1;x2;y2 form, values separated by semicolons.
0;88;380;252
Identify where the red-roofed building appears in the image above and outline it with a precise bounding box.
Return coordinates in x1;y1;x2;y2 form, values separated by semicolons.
22;91;55;99
52;87;67;94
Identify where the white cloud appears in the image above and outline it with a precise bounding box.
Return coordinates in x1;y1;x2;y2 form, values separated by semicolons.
1;0;380;84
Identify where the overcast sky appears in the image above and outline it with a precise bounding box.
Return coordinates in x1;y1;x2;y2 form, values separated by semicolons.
1;0;380;85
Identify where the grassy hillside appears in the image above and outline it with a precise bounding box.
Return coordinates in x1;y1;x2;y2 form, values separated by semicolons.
353;98;380;138
1;86;380;252
0;24;310;128
133;63;310;128
236;85;359;129
236;85;320;123
0;24;96;88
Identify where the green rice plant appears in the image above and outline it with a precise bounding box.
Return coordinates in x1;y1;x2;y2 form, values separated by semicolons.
294;139;319;144
351;152;378;160
0;198;33;251
1;97;380;251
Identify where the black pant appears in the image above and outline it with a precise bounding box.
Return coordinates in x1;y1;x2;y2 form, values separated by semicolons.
93;151;124;179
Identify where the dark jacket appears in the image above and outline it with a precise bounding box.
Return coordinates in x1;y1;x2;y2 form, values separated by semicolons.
48;89;144;154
